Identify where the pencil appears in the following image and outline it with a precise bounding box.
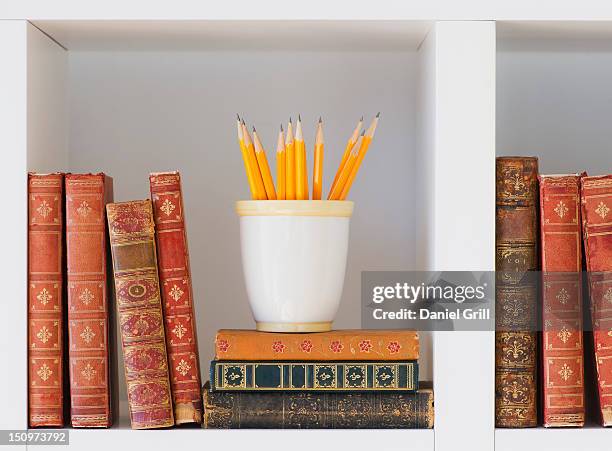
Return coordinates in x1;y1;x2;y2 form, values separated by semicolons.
312;117;324;200
327;132;364;200
276;125;286;200
285;118;296;200
295;115;308;200
338;113;380;200
329;117;363;195
236;115;257;199
253;127;277;200
242;120;267;200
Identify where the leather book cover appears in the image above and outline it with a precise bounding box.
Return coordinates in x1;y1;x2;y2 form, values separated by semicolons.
210;360;418;392
28;173;66;427
581;174;612;426
495;157;538;428
106;200;174;429
539;174;585;427
203;382;433;428
149;171;202;424
65;174;113;427
215;330;419;361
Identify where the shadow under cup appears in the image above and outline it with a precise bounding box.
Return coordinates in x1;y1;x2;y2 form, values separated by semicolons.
236;200;354;333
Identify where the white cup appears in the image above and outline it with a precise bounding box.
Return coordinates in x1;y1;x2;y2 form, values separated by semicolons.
236;200;354;332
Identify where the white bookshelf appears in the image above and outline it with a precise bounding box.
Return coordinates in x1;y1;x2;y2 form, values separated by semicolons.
0;6;609;451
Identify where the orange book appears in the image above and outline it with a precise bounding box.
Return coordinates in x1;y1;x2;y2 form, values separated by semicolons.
215;330;419;361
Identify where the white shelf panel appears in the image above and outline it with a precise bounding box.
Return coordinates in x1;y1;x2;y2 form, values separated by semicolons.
495;427;612;451
32;428;434;451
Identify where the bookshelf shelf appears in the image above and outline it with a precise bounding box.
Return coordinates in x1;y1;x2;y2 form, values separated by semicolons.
496;427;611;451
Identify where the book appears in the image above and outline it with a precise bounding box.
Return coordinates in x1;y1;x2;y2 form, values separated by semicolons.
28;173;66;427
210;360;418;392
495;157;538;428
106;200;174;429
539;174;585;427
150;171;202;424
214;330;419;361
581;175;612;426
203;382;433;428
65;174;113;428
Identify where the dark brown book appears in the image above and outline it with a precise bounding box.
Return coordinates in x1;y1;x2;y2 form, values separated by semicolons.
495;157;538;428
107;200;174;429
203;382;433;429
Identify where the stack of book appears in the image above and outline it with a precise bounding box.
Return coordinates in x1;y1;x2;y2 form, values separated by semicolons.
27;171;203;429
495;157;612;428
203;329;433;428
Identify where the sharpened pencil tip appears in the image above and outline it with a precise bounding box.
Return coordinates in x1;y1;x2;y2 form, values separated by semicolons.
298;114;301;122
236;113;240;121
252;126;256;132
280;124;283;132
241;118;245;125
289;117;292;124
319;116;322;123
376;112;380;118
360;116;364;122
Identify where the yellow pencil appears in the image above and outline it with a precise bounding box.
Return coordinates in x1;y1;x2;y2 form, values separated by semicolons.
242;120;267;200
236;115;257;199
285;118;296;200
295;115;308;200
338;113;379;200
327;132;364;200
276;125;286;200
253;127;277;200
329;116;363;194
312;117;324;200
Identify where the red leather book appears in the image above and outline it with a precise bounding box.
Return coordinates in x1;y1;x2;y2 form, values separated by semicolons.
107;200;174;429
581;175;612;426
28;173;65;427
65;174;113;427
540;174;585;427
149;172;202;424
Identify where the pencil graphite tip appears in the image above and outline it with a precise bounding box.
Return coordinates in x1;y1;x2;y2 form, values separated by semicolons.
236;113;240;121
280;124;283;132
241;118;245;125
360;116;364;122
252;126;256;133
289;117;292;124
319;116;322;123
376;112;380;118
298;114;302;122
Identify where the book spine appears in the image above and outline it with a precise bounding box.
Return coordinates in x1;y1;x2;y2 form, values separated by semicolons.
581;175;612;427
106;200;174;429
203;385;433;428
540;175;585;427
65;174;112;427
149;171;202;425
28;173;65;427
210;360;418;392
495;157;538;428
215;330;419;361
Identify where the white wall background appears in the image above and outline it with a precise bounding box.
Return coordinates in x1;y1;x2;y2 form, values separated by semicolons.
497;41;612;173
66;50;423;408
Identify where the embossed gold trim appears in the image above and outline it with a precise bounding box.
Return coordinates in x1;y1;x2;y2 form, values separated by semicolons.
256;321;332;333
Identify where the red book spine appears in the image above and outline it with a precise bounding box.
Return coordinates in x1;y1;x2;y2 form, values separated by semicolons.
107;200;174;429
65;174;112;427
28;173;65;427
540;174;585;427
150;172;202;424
581;175;612;426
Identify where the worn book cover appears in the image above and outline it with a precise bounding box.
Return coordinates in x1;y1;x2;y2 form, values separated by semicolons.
210;360;418;392
539;174;585;427
215;330;419;361
203;382;433;428
65;174;113;427
107;200;174;429
150;171;202;424
495;157;538;428
28;173;66;427
581;175;612;427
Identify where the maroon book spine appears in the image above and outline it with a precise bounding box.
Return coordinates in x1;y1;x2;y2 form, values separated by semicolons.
28;173;65;427
150;172;202;424
65;174;113;427
540;174;585;427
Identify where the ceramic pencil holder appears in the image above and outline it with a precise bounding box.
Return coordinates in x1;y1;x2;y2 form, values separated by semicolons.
236;200;354;333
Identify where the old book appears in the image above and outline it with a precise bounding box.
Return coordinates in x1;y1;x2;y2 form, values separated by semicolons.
106;200;174;429
495;157;538;428
65;174;113;427
210;360;418;392
150;171;202;424
215;330;419;361
203;382;433;428
28;173;66;427
539;174;585;427
581;175;612;427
